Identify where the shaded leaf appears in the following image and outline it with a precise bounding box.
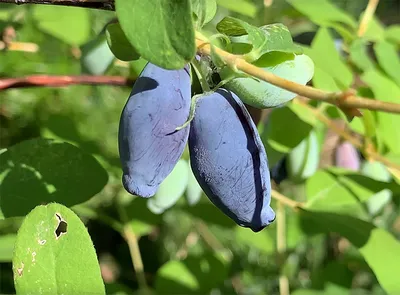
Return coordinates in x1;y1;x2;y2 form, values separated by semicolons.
261;106;313;154
0;138;108;218
299;209;400;295
106;23;140;61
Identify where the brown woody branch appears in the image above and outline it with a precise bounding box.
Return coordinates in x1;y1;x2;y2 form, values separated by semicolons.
0;75;134;90
0;0;114;10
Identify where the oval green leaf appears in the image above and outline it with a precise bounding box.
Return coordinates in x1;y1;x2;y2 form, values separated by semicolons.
33;6;90;46
115;0;195;69
106;23;140;62
0;138;108;218
299;209;400;295
13;203;105;294
147;160;189;214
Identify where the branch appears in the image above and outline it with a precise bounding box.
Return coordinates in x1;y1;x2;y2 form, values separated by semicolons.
293;98;400;172
0;75;134;90
3;0;400;115
0;0;114;10
271;190;302;209
358;0;380;37
195;37;400;115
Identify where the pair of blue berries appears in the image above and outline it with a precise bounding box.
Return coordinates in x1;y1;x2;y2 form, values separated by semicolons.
118;62;275;232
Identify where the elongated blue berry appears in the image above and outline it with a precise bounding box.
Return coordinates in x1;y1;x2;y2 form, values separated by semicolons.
118;63;191;198
188;89;275;232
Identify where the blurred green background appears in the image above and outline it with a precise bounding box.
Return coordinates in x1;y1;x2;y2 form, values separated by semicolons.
1;0;400;294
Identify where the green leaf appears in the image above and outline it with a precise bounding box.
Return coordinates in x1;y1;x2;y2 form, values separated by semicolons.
0;138;108;218
299;209;400;295
361;15;385;42
235;226;274;253
361;70;400;153
33;6;90;46
185;164;202;206
349;39;375;71
374;40;400;86
115;0;195;69
287;131;320;183
0;234;16;262
191;0;217;28
221;53;314;108
305;28;353;91
80;34;115;75
106;23;140;62
306;168;395;212
155;253;228;294
216;0;257;18
287;0;356;29
13;203;105;294
261;106;313;154
217;18;302;61
147;160;189;214
361;161;392;216
385;25;400;44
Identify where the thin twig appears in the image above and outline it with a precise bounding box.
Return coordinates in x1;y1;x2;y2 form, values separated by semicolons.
358;0;380;37
0;75;134;90
122;224;148;289
277;202;289;295
271;190;303;209
3;0;400;115
0;0;114;10
194;220;233;261
0;41;39;52
293;98;400;172
195;37;400;114
117;203;148;290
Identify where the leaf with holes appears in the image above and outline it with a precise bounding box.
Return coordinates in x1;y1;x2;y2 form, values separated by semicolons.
191;0;217;28
115;0;195;69
0;138;108;218
216;17;302;61
13;203;105;294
